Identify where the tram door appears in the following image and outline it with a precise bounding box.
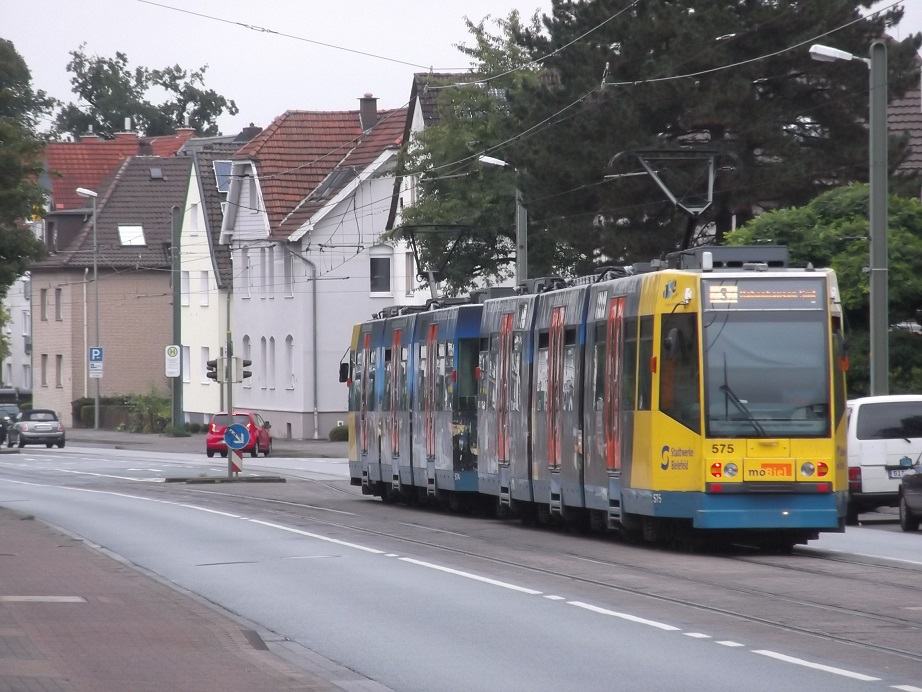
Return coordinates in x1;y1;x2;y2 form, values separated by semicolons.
497;313;514;463
547;307;566;467
360;332;372;454
425;324;438;459
605;297;625;471
389;329;403;458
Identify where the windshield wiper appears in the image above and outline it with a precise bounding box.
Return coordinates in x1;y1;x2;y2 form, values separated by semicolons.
719;384;767;437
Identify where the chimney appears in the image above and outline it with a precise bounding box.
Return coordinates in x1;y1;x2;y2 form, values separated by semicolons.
235;124;263;143
359;93;378;131
138;139;154;156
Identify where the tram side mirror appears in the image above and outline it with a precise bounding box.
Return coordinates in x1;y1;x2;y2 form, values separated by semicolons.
663;328;679;360
339;362;350;383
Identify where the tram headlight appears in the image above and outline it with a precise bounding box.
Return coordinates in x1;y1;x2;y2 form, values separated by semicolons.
801;461;816;477
724;463;739;478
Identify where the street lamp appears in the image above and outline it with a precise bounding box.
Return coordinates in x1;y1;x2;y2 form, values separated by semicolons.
478;155;528;285
75;187;100;428
810;41;889;395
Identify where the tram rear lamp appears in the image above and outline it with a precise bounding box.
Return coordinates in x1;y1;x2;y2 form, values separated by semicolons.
710;483;724;493
816;482;831;493
724;463;739;478
474;367;481;380
710;462;722;477
451;369;457;382
816;461;829;477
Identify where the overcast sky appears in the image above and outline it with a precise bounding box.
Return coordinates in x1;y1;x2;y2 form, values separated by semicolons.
4;0;921;137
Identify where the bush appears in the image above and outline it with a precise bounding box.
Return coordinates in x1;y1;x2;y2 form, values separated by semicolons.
328;424;348;442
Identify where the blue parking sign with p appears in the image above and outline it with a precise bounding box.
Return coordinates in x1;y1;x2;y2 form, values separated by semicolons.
89;347;104;362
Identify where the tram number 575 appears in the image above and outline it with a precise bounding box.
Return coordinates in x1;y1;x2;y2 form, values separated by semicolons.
711;443;735;454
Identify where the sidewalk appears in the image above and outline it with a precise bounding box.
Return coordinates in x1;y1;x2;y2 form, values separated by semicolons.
0;432;383;691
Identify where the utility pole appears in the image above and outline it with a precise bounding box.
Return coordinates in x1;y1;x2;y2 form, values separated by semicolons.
171;206;184;431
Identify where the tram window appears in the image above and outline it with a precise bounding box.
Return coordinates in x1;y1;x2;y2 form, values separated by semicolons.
565;327;577;345
511;334;522;412
535;349;549;411
538;331;549;349
622;317;638;412
457;338;478;411
563;345;577;412
383;360;392;411
593;341;605;411
437;342;447;411
659;313;700;432
637;316;653;411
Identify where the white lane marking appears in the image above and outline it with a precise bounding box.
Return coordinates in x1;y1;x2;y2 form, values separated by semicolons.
893;686;922;692
684;632;711;638
396;521;468;536
752;650;879;681
0;596;87;603
716;641;745;647
398;557;543;594
568;601;680;631
248;518;384;554
177;504;240;518
55;469;162;482
544;595;565;601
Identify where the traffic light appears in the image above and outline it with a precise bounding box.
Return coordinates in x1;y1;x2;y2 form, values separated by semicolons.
206;357;226;383
233;357;252;382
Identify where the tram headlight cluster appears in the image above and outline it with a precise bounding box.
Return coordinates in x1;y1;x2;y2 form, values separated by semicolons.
800;461;829;478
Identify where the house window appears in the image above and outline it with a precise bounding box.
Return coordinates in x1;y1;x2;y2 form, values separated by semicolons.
181;271;190;306
22;310;30;335
40;354;48;386
55;355;63;387
283;252;293;297
260;337;267;389
248;177;259;213
188;203;200;235
214;161;232;193
200;347;211;383
5;364;11;386
405;253;415;296
370;257;391;293
285;335;294;389
241;248;250;298
242;335;252;388
55;288;63;320
182;346;191;383
40;289;47;321
118;225;146;246
269;336;276;389
267;246;275;297
22;365;31;389
199;271;209;306
260;247;267;294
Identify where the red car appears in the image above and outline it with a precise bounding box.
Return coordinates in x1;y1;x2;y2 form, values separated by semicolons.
205;411;272;458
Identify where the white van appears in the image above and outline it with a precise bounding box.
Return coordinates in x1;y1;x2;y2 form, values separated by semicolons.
846;395;922;524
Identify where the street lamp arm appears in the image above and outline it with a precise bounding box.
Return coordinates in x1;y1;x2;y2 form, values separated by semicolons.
809;44;870;67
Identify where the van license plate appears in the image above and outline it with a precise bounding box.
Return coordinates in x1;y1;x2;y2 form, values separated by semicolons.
887;469;905;479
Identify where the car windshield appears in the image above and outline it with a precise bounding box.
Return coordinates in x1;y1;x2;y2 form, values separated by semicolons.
26;411;57;421
0;406;19;416
212;414;250;427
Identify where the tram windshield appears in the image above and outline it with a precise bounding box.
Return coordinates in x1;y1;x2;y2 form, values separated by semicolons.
702;296;830;439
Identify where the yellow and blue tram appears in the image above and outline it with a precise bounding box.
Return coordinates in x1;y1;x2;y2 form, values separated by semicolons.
342;246;848;548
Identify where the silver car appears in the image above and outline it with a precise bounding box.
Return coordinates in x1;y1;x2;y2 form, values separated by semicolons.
7;409;66;449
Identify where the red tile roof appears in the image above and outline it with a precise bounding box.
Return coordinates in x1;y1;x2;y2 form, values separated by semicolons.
234;108;406;239
890;88;922;174
45;129;195;210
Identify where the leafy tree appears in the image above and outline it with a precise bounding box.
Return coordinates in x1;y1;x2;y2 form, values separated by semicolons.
726;184;922;395
54;44;238;138
0;39;50;356
400;1;921;293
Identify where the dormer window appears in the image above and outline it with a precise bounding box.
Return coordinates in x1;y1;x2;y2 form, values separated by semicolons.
213;160;232;193
118;225;146;246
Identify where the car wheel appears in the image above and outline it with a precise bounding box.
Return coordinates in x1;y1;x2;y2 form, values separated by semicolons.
220;450;227;458
899;495;920;532
263;441;271;457
57;441;65;449
251;442;259;458
46;443;53;448
206;449;215;458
